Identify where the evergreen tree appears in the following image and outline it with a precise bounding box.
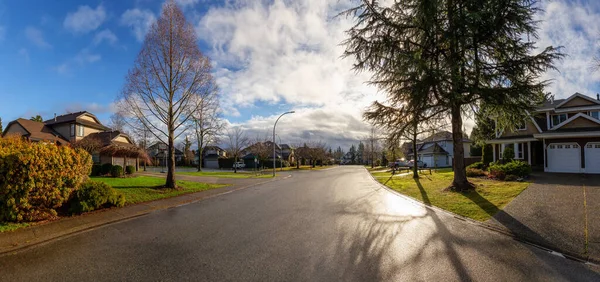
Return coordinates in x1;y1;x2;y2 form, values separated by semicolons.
349;145;357;164
357;142;365;165
342;0;563;190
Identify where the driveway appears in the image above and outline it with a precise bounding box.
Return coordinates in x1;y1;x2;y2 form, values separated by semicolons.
487;172;600;261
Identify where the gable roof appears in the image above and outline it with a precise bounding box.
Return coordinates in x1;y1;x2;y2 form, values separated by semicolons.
44;111;110;131
550;113;600;131
82;131;135;147
417;143;448;154
3;118;69;145
555;92;600;108
419;130;471;143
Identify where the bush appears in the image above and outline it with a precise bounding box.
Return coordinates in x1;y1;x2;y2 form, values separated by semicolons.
504;175;519;181
111;165;124;178
488;160;531;180
91;164;102;176
466;168;486;177
0;136;92;222
68;180;125;214
482;144;494;165
467;162;485;170
125;165;136;175
502;146;515;162
101;163;113;175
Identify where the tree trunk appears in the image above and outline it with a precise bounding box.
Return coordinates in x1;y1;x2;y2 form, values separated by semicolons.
234;156;237;173
166;132;176;188
450;104;473;191
412;123;418;179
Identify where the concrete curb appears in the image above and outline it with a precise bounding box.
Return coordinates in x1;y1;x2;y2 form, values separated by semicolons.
0;174;291;257
364;168;598;266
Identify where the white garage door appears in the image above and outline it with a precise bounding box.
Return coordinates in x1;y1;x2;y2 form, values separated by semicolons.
547;143;581;173
422;156;433;168
585;143;600;174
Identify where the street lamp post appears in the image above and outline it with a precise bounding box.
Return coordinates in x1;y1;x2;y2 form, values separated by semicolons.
273;111;295;177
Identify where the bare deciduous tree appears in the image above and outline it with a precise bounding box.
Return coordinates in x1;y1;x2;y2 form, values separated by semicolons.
225;126;249;173
189;82;224;172
119;1;212;188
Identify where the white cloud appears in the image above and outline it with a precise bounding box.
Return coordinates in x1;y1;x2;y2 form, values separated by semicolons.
74;49;101;64
93;29;118;46
18;48;29;63
25;26;52;48
535;1;600;100
63;4;106;34
120;8;156;42
54;63;69;75
198;0;382;148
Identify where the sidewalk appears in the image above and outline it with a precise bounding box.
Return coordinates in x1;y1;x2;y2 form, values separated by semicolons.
0;173;289;255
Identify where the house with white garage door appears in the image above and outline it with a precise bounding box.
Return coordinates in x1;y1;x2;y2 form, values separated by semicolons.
487;92;600;174
407;131;472;168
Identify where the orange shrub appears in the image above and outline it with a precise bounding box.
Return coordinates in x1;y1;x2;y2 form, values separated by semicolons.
0;136;92;222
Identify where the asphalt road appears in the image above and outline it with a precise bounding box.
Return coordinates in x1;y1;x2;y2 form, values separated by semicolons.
2;166;599;281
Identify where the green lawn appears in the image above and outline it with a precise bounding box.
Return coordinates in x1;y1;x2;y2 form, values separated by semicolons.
371;169;528;221
0;222;30;232
177;171;274;178
92;176;227;205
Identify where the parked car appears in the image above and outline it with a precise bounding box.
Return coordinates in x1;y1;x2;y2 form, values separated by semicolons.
233;162;246;169
390;160;409;168
407;160;427;168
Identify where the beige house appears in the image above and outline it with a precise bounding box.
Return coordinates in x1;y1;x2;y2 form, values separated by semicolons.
487;92;600;174
2;111;143;170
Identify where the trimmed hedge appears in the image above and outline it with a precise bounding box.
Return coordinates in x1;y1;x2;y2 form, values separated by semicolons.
488;160;531;180
111;165;124;178
101;163;113;175
502;146;515;161
91;164;102;176
0;136;92;222
482;144;494;165
467;162;484;170
68;180;125;214
466;168;486;177
125;165;136;175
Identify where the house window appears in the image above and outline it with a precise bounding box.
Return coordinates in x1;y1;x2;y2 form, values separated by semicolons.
565;145;571;149
557;145;563;149
551;114;567;127
596;144;600;149
550;145;555;149
70;124;75;137
77;125;84;137
590;111;600;120
516;121;526;131
92;153;100;164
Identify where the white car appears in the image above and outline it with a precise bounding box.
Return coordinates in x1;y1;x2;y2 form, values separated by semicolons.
233;162;246;169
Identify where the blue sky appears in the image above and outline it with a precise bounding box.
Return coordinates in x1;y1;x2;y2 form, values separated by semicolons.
1;0;600;149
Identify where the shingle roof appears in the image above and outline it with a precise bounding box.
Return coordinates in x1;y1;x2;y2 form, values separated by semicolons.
82;131;135;148
418;143;448;154
4;118;69;145
420;131;471;143
44;111;110;131
538;99;565;109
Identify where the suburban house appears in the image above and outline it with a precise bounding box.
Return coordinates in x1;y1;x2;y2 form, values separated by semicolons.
199;145;227;169
487;92;600;174
147;142;184;166
407;131;472;168
279;144;295;164
2;111;143;169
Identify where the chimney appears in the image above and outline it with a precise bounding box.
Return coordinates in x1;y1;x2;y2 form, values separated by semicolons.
54;113;57;121
597;93;599;101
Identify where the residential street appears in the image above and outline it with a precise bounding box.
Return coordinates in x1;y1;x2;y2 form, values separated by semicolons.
2;166;599;281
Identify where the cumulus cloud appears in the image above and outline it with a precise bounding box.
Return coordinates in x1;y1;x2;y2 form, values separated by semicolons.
25;26;51;48
536;1;600;99
197;0;383;148
93;29;118;46
63;4;107;34
54;49;101;75
120;8;156;42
